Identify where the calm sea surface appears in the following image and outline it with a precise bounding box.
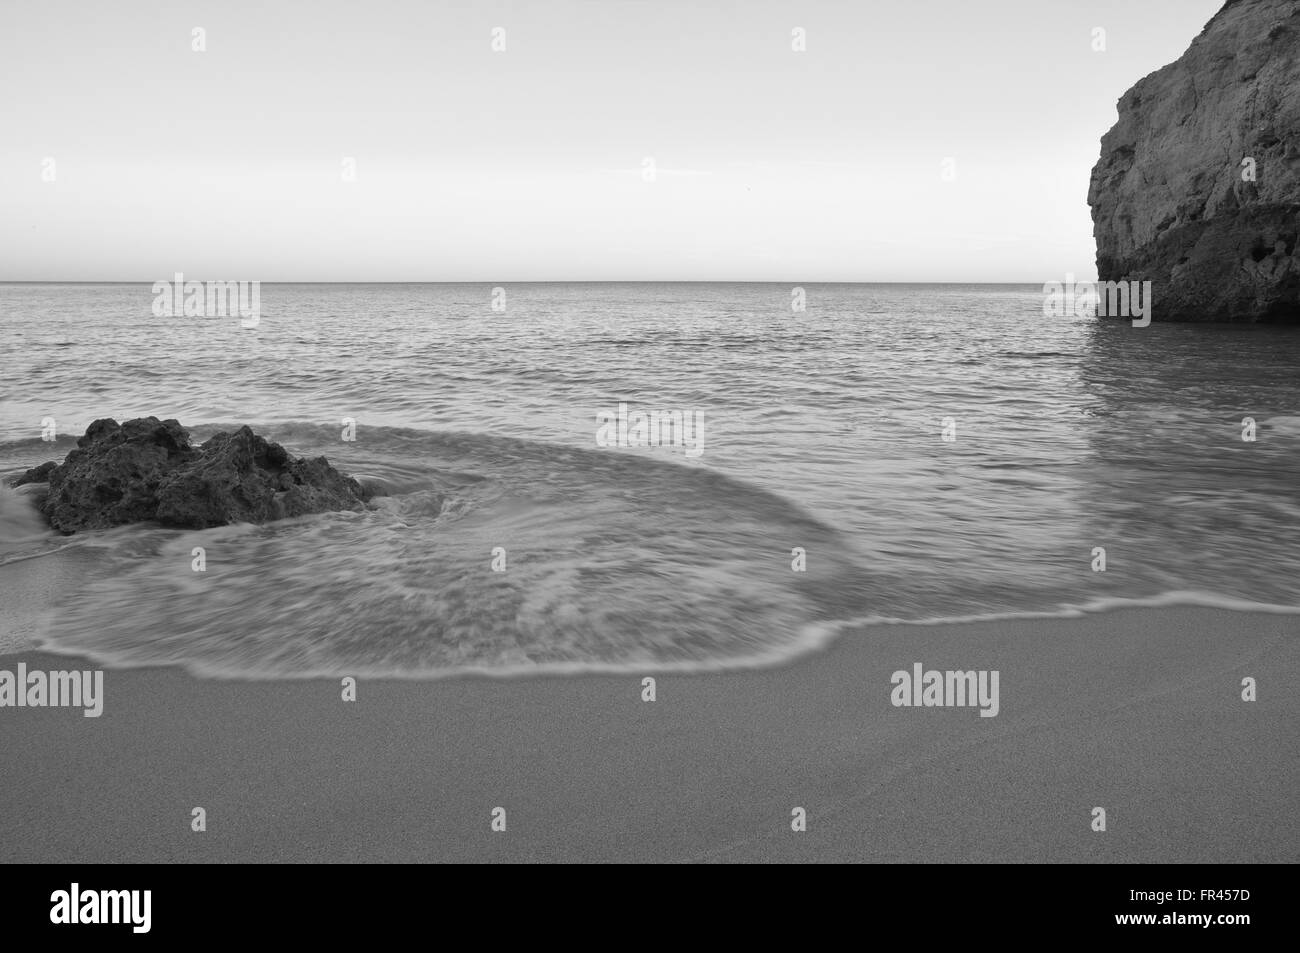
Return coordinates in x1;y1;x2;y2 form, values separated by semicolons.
2;282;1298;676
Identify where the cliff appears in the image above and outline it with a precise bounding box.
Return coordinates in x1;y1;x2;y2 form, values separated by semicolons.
1088;0;1300;321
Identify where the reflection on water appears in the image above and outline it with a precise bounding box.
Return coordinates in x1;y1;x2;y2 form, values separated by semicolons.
1077;319;1300;605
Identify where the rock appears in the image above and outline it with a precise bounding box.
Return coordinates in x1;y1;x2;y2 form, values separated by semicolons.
12;461;57;487
1088;0;1300;322
153;427;371;528
32;417;371;533
39;418;197;531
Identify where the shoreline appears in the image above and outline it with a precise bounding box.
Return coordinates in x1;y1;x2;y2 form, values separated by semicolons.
1;604;1294;863
4;534;1299;679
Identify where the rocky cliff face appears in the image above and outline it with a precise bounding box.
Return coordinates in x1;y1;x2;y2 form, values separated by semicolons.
1089;0;1300;322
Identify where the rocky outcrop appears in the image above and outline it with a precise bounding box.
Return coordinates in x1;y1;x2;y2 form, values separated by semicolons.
13;417;371;533
12;461;56;487
1088;0;1300;322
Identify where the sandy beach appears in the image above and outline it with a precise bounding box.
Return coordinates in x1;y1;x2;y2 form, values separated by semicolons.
1;553;1294;863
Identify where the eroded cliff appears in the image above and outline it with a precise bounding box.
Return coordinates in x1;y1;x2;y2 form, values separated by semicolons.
1089;0;1300;321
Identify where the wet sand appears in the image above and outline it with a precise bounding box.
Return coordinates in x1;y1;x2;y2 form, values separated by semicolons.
0;577;1294;862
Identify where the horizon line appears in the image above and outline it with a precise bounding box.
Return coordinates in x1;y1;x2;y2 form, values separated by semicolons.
0;279;1087;285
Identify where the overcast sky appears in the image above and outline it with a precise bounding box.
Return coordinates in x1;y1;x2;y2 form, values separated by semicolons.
0;0;1224;282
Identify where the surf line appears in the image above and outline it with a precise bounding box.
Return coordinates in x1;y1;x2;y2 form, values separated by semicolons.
0;662;103;717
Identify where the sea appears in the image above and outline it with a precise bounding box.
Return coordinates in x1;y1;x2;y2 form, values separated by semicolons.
1;282;1298;678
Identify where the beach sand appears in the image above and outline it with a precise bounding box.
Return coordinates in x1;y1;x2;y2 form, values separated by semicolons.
0;556;1295;862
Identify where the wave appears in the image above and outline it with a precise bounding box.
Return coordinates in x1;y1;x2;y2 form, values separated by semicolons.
0;433;78;456
30;423;873;678
0;482;68;564
821;590;1300;630
11;421;1300;680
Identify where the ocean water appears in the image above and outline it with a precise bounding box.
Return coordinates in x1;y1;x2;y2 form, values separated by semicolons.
1;282;1298;677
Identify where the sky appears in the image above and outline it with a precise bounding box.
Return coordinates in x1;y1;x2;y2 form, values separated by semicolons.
0;0;1226;282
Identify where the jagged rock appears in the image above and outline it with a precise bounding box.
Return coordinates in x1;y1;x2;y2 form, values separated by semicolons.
26;417;371;533
12;461;57;487
1088;0;1300;322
